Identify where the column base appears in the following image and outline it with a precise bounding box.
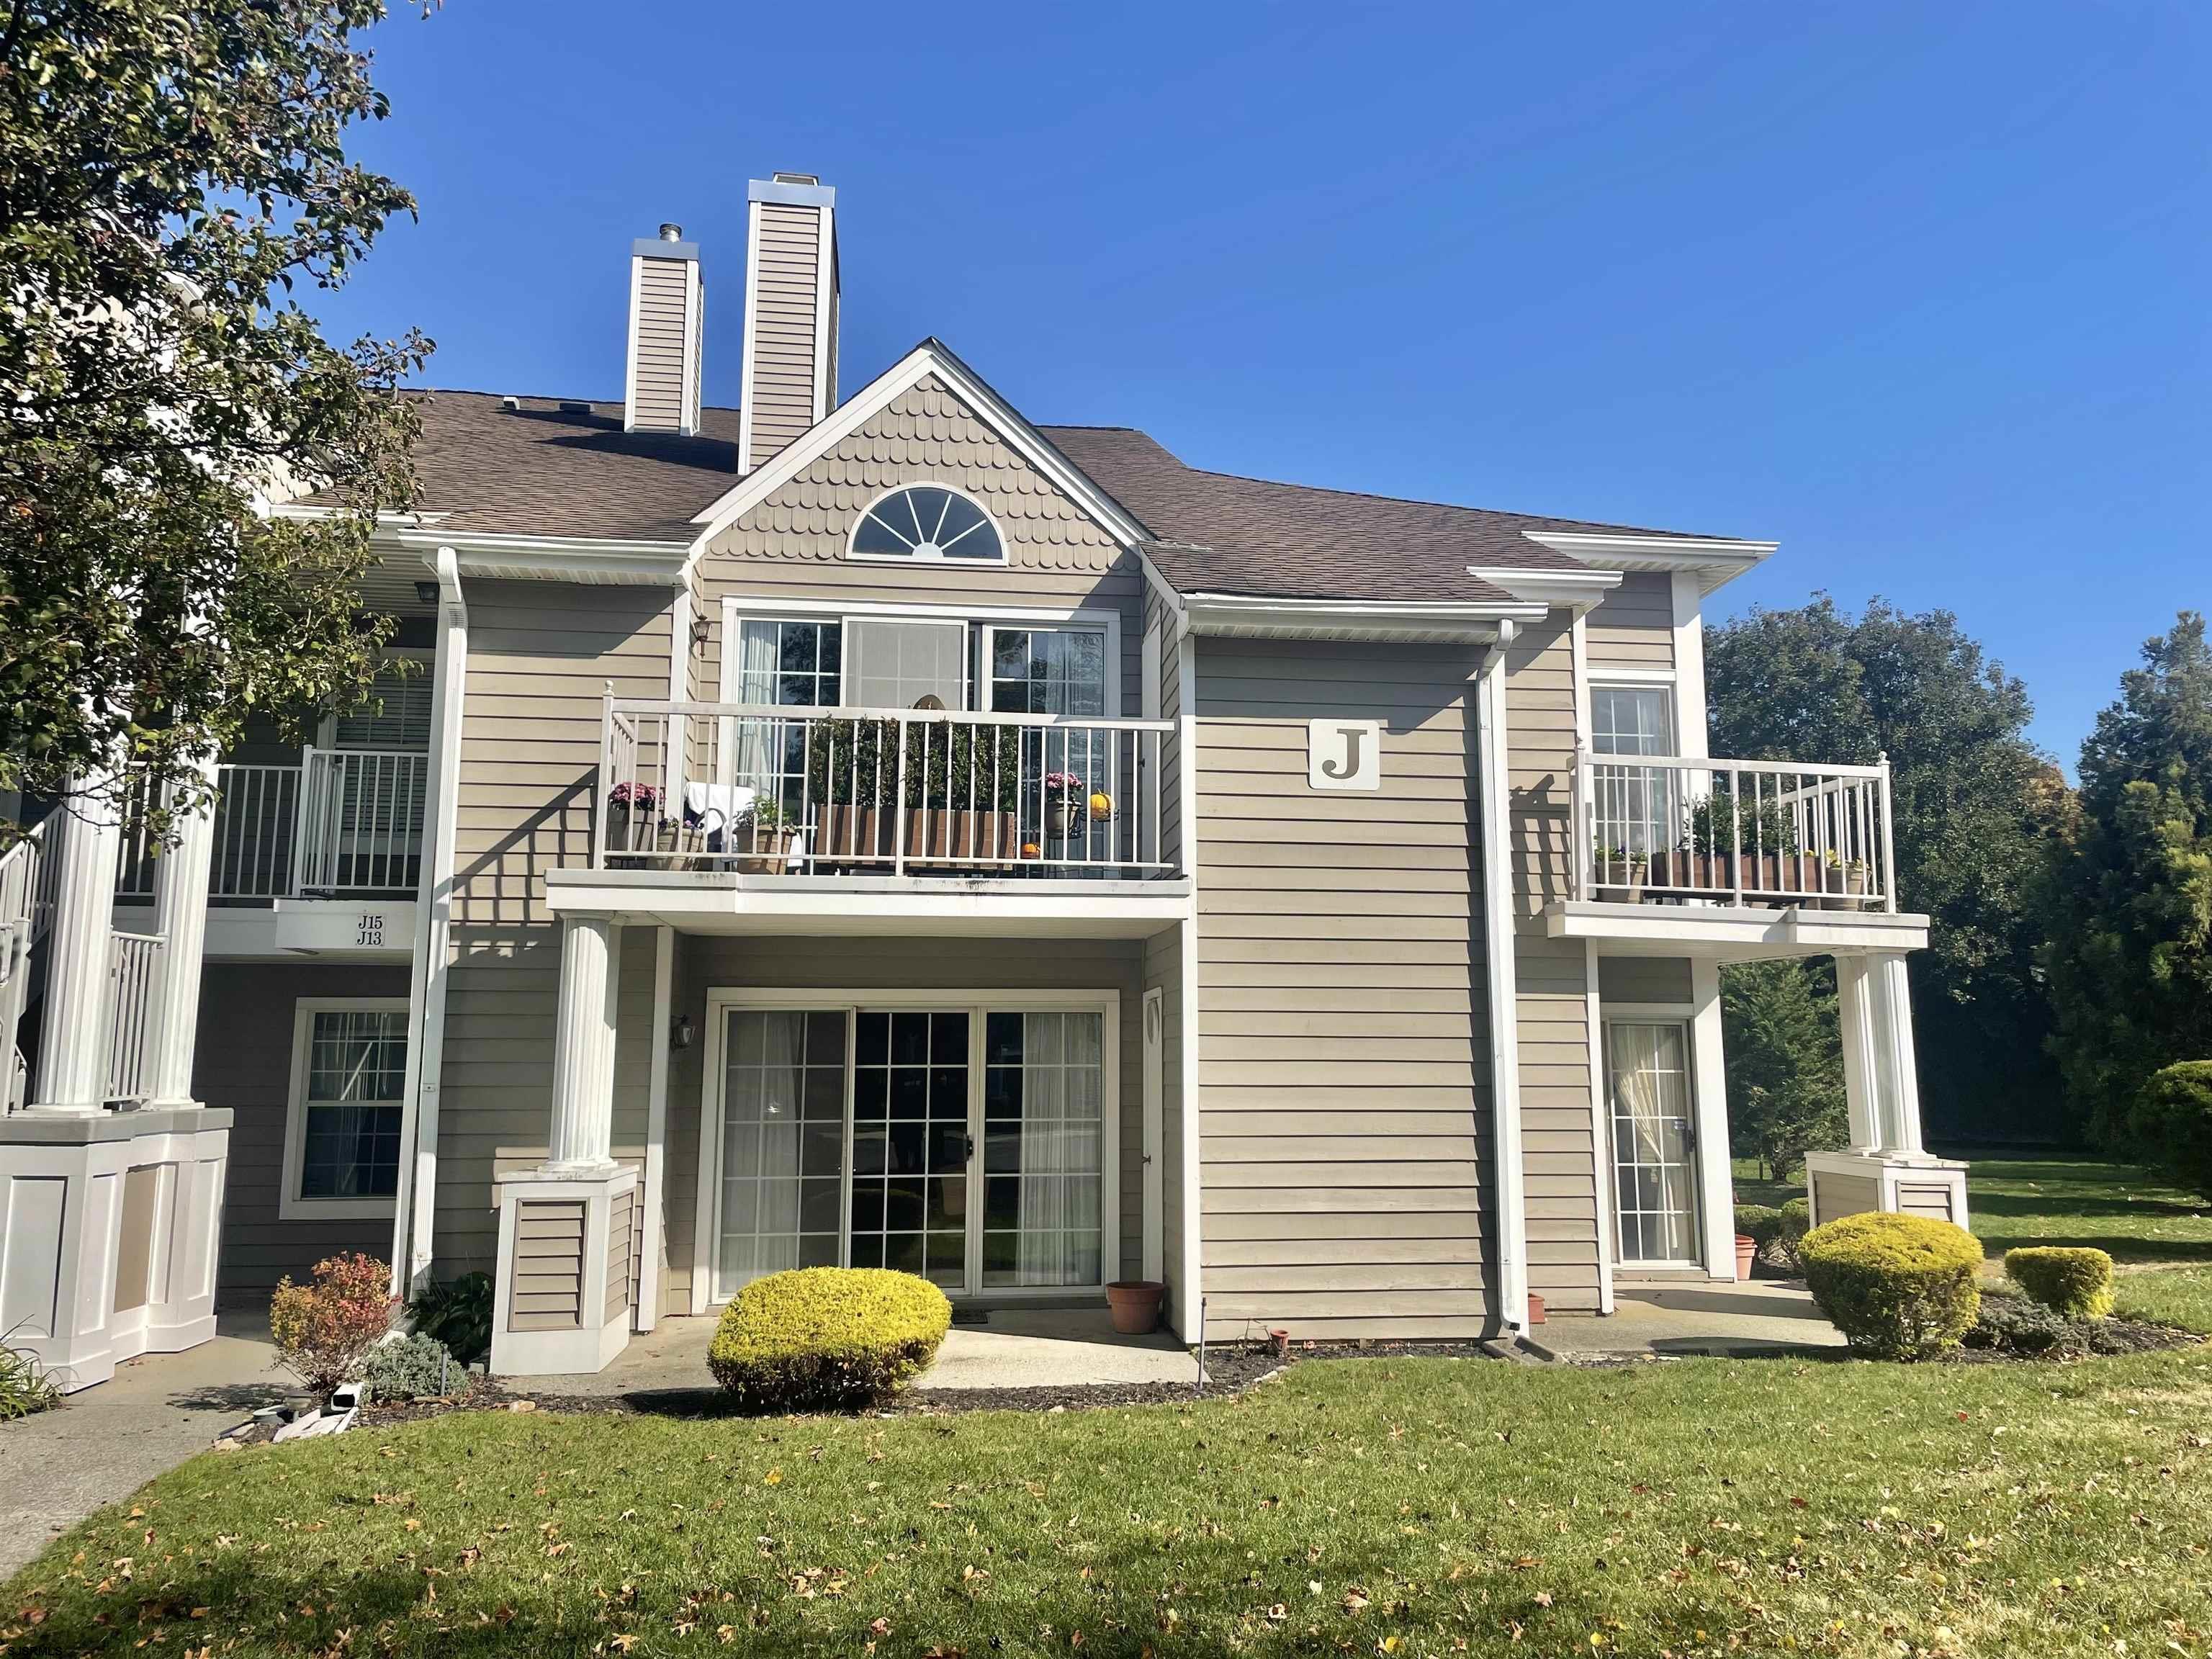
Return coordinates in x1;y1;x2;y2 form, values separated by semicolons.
489;1164;639;1377
1805;1149;1970;1233
0;1107;231;1393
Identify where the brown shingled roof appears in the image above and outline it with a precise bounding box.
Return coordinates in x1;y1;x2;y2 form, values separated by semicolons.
1035;426;1716;603
331;385;1729;605
303;390;745;542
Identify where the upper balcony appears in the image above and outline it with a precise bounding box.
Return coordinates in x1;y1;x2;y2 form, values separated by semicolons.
545;698;1190;935
1545;749;1929;956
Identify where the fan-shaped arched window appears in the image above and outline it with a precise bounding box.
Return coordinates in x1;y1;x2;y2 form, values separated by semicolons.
848;484;1004;563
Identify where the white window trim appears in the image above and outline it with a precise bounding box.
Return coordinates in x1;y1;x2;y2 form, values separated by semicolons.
978;621;1114;717
282;997;411;1222
718;596;1123;716
1601;1012;1704;1270
1587;678;1680;755
845;481;1008;566
690;986;1122;1313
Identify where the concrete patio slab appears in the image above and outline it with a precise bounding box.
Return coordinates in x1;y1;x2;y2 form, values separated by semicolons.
0;1310;289;1581
1539;1279;1847;1360
516;1307;1192;1401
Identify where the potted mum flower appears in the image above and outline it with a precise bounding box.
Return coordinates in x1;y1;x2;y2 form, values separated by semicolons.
607;781;662;866
1042;771;1086;841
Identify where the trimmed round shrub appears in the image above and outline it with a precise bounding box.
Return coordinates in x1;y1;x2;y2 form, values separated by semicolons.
2130;1061;2212;1201
2004;1246;2115;1319
709;1267;951;1410
1798;1211;1983;1359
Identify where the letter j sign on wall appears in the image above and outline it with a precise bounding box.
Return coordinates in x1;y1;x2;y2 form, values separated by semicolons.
1308;719;1382;790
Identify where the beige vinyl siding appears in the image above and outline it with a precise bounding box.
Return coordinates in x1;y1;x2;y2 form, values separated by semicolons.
451;580;674;930
1503;611;1604;1310
746;200;824;468
509;1200;585;1331
630;255;691;432
606;1182;637;1323
1586;570;1676;671
194;961;413;1293
1195;638;1494;1339
436;925;660;1279
661;935;1145;1309
1141;920;1186;1319
1598;956;1694;1005
694;376;1146;720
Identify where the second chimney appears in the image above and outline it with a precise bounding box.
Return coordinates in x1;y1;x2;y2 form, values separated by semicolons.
739;173;838;473
625;222;703;435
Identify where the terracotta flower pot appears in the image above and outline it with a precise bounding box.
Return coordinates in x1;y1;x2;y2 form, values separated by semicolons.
1735;1233;1758;1280
1105;1280;1164;1335
1527;1292;1547;1326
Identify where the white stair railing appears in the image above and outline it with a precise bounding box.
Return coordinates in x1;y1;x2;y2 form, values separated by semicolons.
104;929;165;1103
297;747;429;894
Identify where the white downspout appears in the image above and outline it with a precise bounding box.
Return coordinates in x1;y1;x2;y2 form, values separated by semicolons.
389;548;468;1298
1474;620;1530;1338
1174;615;1203;1341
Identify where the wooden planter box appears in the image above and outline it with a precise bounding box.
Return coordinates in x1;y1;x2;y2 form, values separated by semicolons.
814;806;1020;871
1646;850;1827;906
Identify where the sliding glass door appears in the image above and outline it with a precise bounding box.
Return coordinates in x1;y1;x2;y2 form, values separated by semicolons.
710;999;1112;1300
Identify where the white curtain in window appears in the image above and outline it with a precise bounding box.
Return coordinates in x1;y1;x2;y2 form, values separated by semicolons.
732;620;782;792
1609;1022;1696;1262
719;1010;806;1296
1016;1011;1102;1285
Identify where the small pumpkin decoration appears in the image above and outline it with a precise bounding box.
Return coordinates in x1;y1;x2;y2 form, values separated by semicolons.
1020;841;1042;859
1088;791;1114;822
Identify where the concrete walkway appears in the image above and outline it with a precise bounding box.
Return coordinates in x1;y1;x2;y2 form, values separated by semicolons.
522;1307;1192;1401
0;1311;289;1580
1539;1278;1847;1359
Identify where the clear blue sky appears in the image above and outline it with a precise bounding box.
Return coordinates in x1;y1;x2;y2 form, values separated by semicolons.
315;3;2208;768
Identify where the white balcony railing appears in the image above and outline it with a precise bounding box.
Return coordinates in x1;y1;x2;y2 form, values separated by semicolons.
114;749;423;902
597;698;1180;878
105;928;165;1102
1570;749;1897;912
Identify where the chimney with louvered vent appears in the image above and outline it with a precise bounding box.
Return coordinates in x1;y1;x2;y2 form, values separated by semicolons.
739;173;838;473
624;222;703;435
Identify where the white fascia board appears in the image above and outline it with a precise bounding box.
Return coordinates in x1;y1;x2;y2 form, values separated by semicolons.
1521;532;1778;594
685;341;1152;552
1467;565;1624;610
1182;590;1546;641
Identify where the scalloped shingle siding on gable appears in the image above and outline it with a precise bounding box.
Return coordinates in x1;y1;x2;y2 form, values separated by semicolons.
695;375;1143;716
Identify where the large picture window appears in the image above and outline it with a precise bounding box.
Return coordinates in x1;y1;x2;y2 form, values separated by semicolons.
282;1000;409;1219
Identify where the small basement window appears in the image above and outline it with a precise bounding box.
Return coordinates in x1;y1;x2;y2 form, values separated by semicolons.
849;485;1004;563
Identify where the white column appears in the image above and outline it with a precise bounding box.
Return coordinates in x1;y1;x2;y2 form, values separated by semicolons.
1688;959;1737;1279
1868;952;1925;1156
142;757;220;1106
1835;955;1881;1151
31;781;125;1112
546;915;620;1172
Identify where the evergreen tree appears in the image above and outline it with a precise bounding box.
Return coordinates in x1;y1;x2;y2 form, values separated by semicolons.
2042;612;2212;1146
1722;958;1847;1179
1705;596;2069;1143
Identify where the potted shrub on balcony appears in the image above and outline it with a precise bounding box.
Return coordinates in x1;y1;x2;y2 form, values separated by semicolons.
1815;850;1871;910
1683;796;1802;905
1591;842;1648;903
806;719;1024;871
733;798;799;873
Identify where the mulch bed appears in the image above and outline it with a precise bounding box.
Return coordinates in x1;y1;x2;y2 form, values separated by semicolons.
1950;1313;2202;1364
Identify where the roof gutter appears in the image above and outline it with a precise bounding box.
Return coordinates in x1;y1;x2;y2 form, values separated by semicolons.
1182;590;1545;641
1473;619;1531;1342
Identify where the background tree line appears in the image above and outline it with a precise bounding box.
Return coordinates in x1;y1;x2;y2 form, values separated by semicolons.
1707;597;2212;1176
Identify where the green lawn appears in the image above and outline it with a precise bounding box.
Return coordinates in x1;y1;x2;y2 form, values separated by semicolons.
12;1154;2212;1658
9;1351;2212;1659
